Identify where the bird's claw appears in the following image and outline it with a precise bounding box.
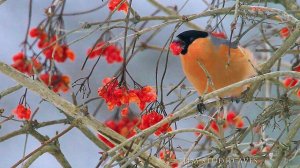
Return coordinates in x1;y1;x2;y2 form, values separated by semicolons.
197;96;206;114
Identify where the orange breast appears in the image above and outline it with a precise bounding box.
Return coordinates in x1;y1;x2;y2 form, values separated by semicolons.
180;38;256;97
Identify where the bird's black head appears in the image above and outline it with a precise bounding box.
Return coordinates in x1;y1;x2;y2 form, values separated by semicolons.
170;30;208;55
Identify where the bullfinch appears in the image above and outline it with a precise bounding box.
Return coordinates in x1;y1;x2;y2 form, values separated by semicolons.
170;30;256;97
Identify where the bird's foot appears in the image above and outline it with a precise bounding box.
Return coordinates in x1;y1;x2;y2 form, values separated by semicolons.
197;96;206;114
230;96;241;103
226;88;250;103
240;87;251;102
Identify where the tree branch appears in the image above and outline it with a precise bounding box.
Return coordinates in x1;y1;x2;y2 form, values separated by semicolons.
0;61;169;168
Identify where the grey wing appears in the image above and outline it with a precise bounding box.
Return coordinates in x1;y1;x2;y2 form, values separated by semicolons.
209;35;238;49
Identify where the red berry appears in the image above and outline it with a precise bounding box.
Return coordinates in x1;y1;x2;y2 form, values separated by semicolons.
108;0;128;13
12;104;31;120
283;77;298;88
121;107;129;117
293;65;300;72
280;27;290;39
210;120;219;133
226;111;237;125
195;122;205;136
250;148;260;155
235;117;244;128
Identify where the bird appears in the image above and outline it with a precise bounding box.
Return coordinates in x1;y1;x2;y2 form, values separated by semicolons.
169;30;256;97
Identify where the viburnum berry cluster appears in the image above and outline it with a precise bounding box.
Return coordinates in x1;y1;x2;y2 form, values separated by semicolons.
139;111;172;136
11;27;74;93
97;76;172;148
39;73;70;93
249;144;271;164
98;111;172;148
98;117;139;148
108;0;129;13
196;111;244;135
87;41;124;64
98;77;157;116
12;104;31;120
11;52;42;76
29;27;75;63
226;111;244;128
211;111;244;133
159;149;178;168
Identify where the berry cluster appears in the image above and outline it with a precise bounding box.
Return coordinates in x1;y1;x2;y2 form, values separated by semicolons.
11;52;42;76
195;111;244;135
29;28;75;63
250;145;271;156
87;41;124;64
10;27;75;120
159;149;178;168
108;0;129;13
39;73;70;93
98;117;139;148
98;77;157;116
210;111;244;133
12;104;31;120
248;145;272;164
139;111;172;136
98;111;172;148
226;111;244;128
